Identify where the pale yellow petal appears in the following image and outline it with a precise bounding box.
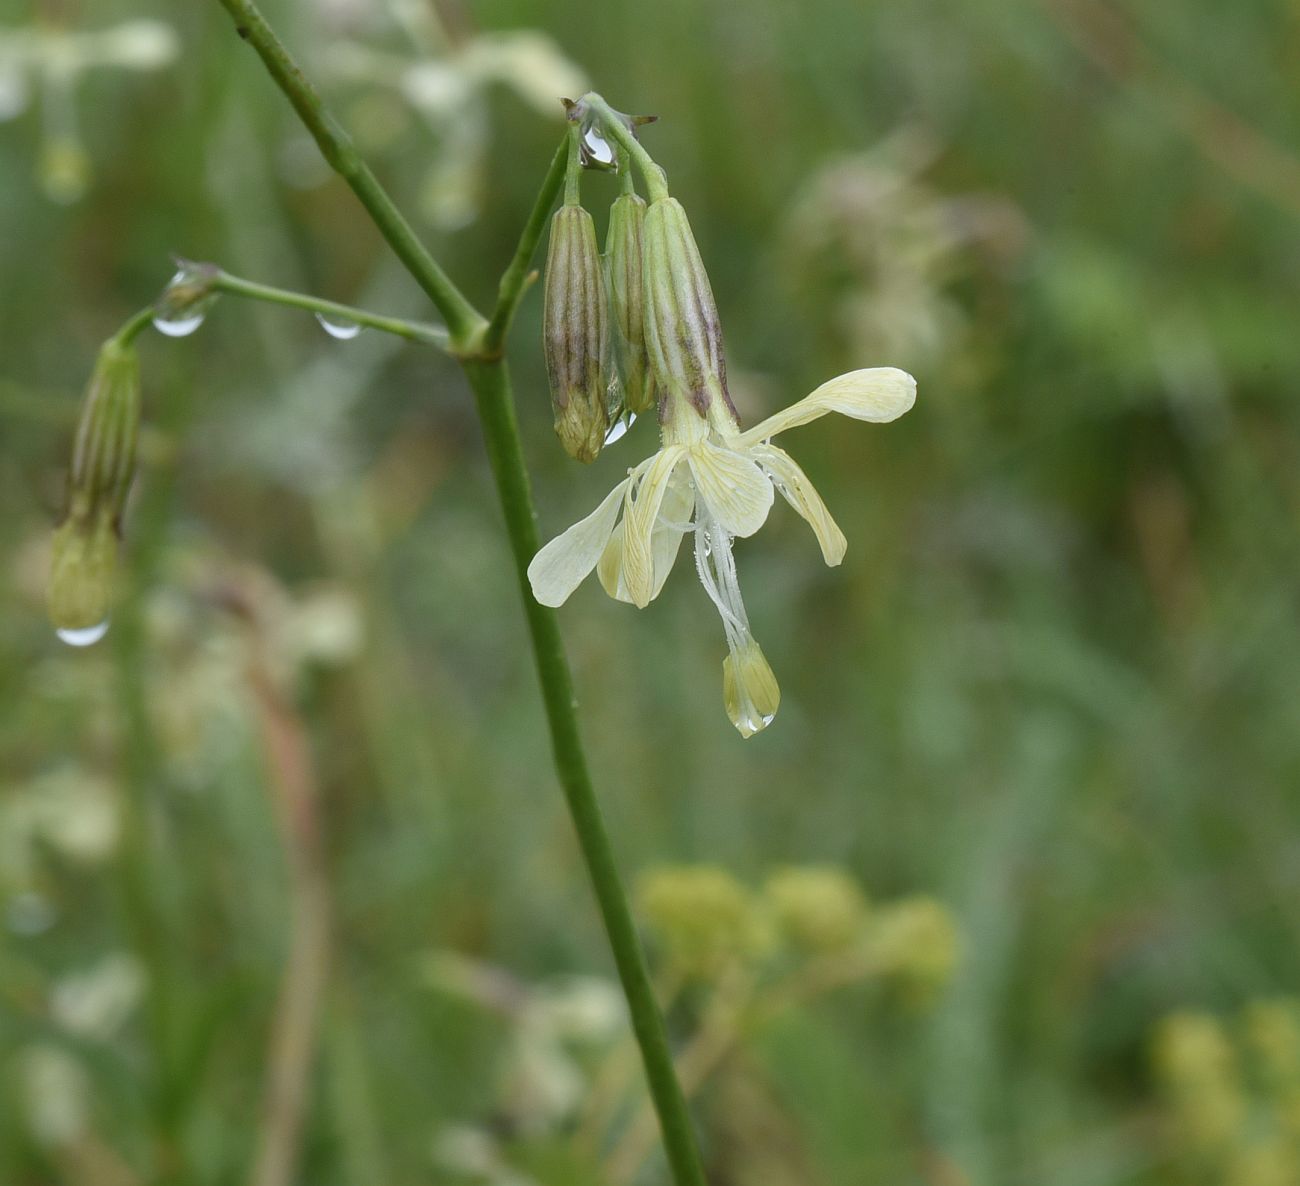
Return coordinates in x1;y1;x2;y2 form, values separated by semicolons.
527;478;629;607
751;443;847;566
598;473;694;603
622;445;687;608
723;636;780;738
733;367;916;448
687;440;773;538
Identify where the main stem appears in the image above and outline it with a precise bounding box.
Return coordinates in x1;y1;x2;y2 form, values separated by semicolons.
465;361;707;1186
212;4;707;1181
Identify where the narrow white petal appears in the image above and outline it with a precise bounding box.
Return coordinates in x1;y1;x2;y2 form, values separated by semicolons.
623;445;687;607
598;472;694;603
687;440;773;539
692;509;779;736
751;443;847;566
734;367;916;448
527;478;629;607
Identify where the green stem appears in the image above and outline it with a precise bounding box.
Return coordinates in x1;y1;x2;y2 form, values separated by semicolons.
564;123;583;206
483;134;569;356
214;0;483;348
582;93;669;202
214;6;708;1182
112;305;159;348
210;270;450;349
464;361;707;1186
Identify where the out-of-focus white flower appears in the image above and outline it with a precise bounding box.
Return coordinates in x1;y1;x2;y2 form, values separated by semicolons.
0;764;119;882
20;1044;90;1148
51;953;146;1040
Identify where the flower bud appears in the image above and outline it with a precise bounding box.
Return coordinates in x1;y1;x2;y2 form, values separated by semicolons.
642;197;738;434
543;204;608;462
47;339;141;632
604;192;655;416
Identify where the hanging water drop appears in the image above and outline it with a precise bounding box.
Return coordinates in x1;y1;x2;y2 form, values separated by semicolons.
315;312;362;340
152;263;218;337
152;307;206;337
604;411;636;445
56;620;110;647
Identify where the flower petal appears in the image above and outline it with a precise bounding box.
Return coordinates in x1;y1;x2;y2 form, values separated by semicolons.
598;471;694;603
733;367;916;448
687;440;773;538
622;445;687;607
751;443;847;566
528;478;629;607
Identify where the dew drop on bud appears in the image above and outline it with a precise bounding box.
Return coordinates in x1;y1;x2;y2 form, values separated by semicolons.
153;265;217;337
315;312;362;340
56;620;110;648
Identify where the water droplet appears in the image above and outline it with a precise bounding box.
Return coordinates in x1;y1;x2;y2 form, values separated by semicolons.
315;312;362;340
582;127;614;166
152;308;206;337
604;412;636;445
152;265;217;337
8;891;57;936
56;620;110;647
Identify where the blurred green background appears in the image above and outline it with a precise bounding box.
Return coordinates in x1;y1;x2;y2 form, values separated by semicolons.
3;0;1299;1183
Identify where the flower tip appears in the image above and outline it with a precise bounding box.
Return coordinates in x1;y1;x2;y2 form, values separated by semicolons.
830;366;917;422
723;639;780;738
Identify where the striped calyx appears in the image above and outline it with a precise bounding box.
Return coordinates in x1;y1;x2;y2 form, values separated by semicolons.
605;191;655;416
543;204;609;462
642;197;738;437
48;338;141;630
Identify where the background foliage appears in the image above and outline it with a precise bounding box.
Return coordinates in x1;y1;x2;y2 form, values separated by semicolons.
2;0;1299;1183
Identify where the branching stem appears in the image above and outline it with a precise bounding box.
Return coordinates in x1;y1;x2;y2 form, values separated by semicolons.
211;5;707;1184
210;270;450;349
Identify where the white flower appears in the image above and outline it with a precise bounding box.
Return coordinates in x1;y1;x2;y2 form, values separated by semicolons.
528;366;916;736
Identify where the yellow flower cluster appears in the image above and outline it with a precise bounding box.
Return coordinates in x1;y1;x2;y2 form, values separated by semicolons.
1151;999;1300;1186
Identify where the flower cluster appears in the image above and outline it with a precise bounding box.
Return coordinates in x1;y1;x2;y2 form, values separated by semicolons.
529;117;916;736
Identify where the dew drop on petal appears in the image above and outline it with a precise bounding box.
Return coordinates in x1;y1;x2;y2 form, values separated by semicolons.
56;620;110;648
315;312;362;340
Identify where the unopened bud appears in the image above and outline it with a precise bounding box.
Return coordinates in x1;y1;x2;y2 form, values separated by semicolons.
642;197;737;434
47;339;141;631
543;205;608;462
605;192;655;416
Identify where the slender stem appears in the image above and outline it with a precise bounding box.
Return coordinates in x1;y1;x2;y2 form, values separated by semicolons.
564;124;583;206
582;93;668;202
463;360;707;1186
215;0;484;348
211;5;708;1181
112;305;158;348
210;270;450;349
483;134;569;356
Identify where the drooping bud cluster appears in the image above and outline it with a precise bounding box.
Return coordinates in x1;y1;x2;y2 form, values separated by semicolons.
641;196;738;436
603;192;655;416
47;338;142;632
543;204;608;462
